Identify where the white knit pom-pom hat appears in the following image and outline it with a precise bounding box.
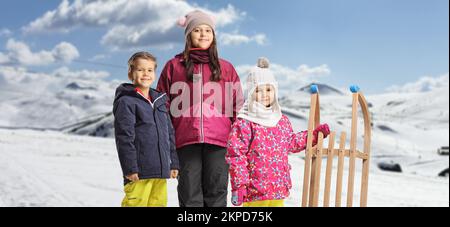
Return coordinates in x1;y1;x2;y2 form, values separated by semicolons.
237;57;283;128
246;57;278;96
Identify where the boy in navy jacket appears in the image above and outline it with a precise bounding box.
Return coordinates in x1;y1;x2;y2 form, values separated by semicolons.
113;52;179;207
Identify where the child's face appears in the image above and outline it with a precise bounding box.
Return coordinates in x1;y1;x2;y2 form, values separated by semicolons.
129;58;156;89
253;84;276;107
190;24;214;49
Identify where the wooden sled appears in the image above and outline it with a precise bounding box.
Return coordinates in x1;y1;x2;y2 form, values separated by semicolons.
301;85;372;207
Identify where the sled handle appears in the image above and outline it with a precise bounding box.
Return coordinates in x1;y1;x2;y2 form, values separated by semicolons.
310;84;319;94
348;85;372;207
350;85;360;93
302;84;320;206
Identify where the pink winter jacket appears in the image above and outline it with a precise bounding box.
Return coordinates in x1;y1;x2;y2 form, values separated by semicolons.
157;54;243;149
226;115;309;202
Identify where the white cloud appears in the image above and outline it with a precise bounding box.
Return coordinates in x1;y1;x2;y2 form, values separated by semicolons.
253;34;267;45
0;53;9;64
297;64;331;77
219;33;267;46
0;65;110;93
0;39;79;66
5;39;54;65
386;73;449;93
89;54;108;61
52;66;109;80
0;28;12;37
53;42;80;63
236;62;331;95
22;0;253;50
212;4;244;27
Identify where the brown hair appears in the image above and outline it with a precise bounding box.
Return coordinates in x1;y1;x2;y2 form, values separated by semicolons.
127;52;157;79
183;34;222;82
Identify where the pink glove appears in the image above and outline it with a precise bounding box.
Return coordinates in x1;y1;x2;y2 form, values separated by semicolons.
231;188;247;206
313;123;330;144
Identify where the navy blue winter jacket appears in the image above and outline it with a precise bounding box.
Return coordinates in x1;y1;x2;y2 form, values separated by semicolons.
113;83;179;184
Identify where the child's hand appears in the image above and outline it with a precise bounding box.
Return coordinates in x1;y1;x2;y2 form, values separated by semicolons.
126;173;140;182
313;123;330;144
170;170;179;179
231;188;247;206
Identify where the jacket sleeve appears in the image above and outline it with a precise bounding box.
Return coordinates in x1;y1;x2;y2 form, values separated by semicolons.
285;117;309;154
226;119;252;191
157;61;173;111
113;98;139;176
230;66;244;123
289;131;309;154
158;63;179;170
167;111;179;170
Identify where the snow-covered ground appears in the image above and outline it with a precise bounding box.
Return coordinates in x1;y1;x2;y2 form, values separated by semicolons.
1;67;448;206
0;129;447;207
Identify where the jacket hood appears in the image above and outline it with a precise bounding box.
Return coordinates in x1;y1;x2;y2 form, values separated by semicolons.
114;83;167;106
114;83;137;104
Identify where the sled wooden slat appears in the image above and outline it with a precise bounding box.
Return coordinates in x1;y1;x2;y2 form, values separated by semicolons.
358;93;371;207
302;92;318;207
308;92;321;206
346;93;359;207
335;132;346;207
311;133;324;207
309;152;317;206
323;132;336;207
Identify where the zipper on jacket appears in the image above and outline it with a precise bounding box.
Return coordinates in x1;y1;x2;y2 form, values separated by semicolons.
153;106;164;176
137;92;167;176
137;92;166;109
200;64;204;143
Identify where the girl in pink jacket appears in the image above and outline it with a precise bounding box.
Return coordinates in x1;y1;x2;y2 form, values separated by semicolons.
157;10;243;207
226;58;330;207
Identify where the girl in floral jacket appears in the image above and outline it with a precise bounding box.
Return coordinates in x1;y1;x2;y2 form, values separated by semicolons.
226;58;330;207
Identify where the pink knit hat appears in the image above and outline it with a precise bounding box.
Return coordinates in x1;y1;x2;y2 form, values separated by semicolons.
177;10;215;37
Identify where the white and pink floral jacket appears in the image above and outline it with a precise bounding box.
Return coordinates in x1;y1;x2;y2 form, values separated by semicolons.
226;115;310;202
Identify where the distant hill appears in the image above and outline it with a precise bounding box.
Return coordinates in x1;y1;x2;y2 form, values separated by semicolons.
298;83;344;96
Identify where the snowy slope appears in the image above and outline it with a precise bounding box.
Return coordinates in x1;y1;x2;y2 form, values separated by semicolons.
280;85;449;178
62;112;114;137
0;129;447;207
0;66;120;129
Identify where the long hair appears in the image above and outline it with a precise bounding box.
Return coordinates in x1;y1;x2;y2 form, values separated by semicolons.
183;33;222;82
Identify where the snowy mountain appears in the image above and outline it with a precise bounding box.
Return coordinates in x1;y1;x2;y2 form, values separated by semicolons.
297;83;344;96
0;67;448;206
62;112;114;137
0;66;120;129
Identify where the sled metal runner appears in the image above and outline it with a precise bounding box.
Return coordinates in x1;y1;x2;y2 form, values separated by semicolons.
301;85;372;207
